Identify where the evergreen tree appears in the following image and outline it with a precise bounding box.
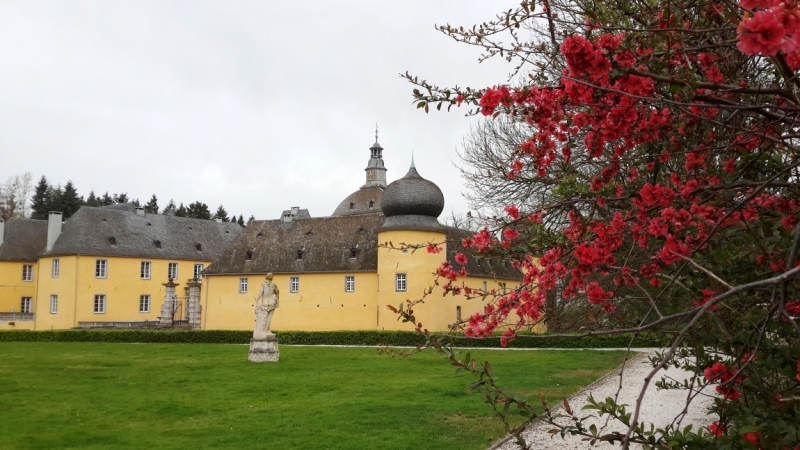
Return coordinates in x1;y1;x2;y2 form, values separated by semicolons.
85;190;100;207
145;194;159;214
175;202;187;217
213;205;229;222
132;198;141;207
100;192;114;206
247;215;255;225
237;215;245;226
113;192;129;204
162;199;176;215
186;201;211;220
30;176;50;219
61;181;83;218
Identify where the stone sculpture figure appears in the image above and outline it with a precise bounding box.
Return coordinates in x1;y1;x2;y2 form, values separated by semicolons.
253;273;279;339
248;273;280;362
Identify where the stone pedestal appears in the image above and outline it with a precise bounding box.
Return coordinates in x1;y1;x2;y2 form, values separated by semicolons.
186;279;202;330
248;334;279;362
159;279;178;327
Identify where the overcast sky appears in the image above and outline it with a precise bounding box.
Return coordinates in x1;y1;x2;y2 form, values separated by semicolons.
0;1;519;220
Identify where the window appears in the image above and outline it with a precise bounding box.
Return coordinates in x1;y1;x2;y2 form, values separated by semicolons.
350;248;358;259
239;278;249;294
93;295;106;314
456;305;462;322
195;243;202;251
368;200;374;208
483;281;488;292
168;262;178;280
345;276;355;292
396;273;407;292
21;297;32;313
140;261;151;280
246;250;253;261
50;295;58;314
349;202;355;210
290;276;299;293
95;260;107;278
501;282;507;294
139;295;150;313
154;240;162;249
22;265;33;282
194;264;204;280
52;259;60;278
108;237;117;246
296;250;304;260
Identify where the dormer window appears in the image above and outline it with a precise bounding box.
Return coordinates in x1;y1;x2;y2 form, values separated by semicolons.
102;218;107;222
349;202;355;210
357;227;365;233
146;222;152;226
188;226;193;230
154;240;162;249
195;244;202;251
350;248;358;259
369;200;374;208
108;237;117;246
246;250;253;261
257;232;264;238
305;231;313;236
296;250;304;260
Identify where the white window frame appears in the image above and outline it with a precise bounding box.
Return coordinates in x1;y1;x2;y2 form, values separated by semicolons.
194;264;204;280
290;276;299;293
22;265;33;282
52;259;60;278
139;295;151;313
395;273;407;292
239;277;249;294
140;261;151;280
21;297;32;313
93;294;106;314
345;275;355;293
483;281;488;292
168;262;178;281
50;295;58;314
95;259;107;279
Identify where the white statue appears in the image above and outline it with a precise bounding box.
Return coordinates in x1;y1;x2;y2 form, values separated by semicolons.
253;273;279;339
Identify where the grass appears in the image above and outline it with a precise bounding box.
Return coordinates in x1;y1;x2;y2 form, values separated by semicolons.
0;343;626;450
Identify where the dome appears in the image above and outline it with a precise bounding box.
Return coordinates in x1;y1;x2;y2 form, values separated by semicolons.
381;165;445;218
331;187;384;217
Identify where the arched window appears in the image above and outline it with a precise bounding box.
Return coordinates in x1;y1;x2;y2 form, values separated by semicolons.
154;240;162;249
296;250;304;260
350;248;358;259
368;200;374;208
108;237;117;246
246;250;253;261
349;202;355;210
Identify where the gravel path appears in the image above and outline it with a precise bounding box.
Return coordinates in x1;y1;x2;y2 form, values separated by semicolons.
492;352;716;449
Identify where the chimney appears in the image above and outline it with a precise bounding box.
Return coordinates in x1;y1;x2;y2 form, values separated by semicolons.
291;206;299;215
47;212;63;252
135;207;145;216
0;219;5;246
214;218;222;223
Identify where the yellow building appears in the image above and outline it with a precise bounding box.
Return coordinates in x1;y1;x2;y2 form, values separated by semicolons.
0;218;48;330
203;139;522;332
31;204;242;330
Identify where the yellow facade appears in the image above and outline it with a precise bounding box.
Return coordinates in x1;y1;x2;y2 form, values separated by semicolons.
0;260;38;312
203;230;522;332
34;255;209;330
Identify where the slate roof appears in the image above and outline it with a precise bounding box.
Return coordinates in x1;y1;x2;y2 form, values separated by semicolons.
443;226;523;281
41;204;243;261
381;166;444;218
331;187;384;217
0;218;48;262
204;213;385;275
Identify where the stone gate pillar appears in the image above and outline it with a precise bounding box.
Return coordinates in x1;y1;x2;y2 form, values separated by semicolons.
186;278;202;330
160;279;178;327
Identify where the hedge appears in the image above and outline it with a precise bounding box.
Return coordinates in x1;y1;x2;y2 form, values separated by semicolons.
0;329;667;348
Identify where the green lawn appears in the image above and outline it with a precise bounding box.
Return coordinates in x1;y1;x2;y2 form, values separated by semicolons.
0;343;626;450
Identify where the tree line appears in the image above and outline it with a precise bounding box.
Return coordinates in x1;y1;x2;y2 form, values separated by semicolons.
22;175;253;225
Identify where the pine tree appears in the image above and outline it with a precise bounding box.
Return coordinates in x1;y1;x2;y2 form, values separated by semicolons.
175;203;187;217
237;215;245;226
100;192;114;206
46;184;64;215
132;198;141;207
30;176;50;219
186;201;211;220
162;199;176;215
85;190;100;207
213;205;229;222
113;192;129;204
247;215;255;225
145;194;159;214
61;181;83;218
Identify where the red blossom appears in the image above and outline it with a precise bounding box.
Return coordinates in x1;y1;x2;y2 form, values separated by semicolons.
454;253;468;266
742;431;761;445
737;10;794;56
504;205;520;220
504;228;521;240
426;243;443;254
709;421;726;436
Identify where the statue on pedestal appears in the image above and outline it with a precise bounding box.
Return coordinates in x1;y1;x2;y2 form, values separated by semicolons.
248;273;280;362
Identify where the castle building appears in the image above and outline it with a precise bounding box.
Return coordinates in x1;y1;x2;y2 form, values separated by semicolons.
201;138;521;332
0;218;48;329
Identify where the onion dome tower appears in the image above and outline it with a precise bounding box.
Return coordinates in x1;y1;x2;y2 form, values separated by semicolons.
331;127;388;217
380;158;445;231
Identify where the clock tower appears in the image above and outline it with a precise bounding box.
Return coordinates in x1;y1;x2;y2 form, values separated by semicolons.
362;128;387;189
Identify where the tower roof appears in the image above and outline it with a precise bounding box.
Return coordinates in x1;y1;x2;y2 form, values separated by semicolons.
379;162;445;231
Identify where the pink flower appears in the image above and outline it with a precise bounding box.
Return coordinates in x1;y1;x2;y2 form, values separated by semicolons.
504;205;520;220
709;421;726;436
739;0;777;9
454;253;468;266
504;228;521;240
737;11;793;56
